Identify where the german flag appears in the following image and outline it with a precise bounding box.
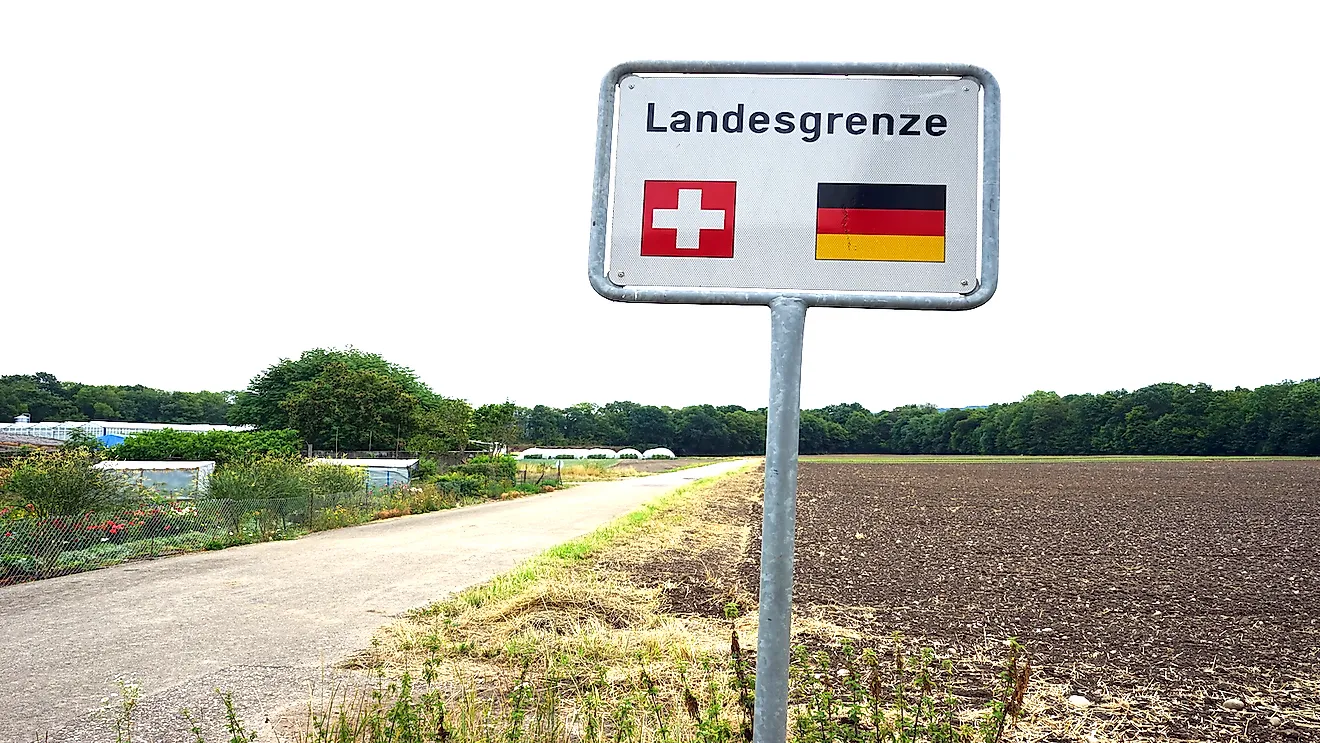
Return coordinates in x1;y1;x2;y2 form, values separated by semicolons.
815;183;946;262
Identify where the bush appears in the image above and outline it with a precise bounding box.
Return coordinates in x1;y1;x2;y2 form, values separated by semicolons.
205;457;310;500
433;473;487;498
553;454;578;460
110;429;302;465
304;463;367;496
0;450;133;517
618;453;639;459
519;453;543;459
453;455;517;482
585;454;610;459
415;457;439;480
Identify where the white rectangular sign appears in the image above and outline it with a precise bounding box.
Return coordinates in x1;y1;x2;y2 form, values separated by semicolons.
605;74;984;295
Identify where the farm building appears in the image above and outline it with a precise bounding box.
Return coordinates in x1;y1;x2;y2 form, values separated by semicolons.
93;460;215;493
0;419;252;443
0;433;63;459
313;458;418;489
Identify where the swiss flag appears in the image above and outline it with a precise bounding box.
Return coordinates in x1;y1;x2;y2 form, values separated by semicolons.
640;180;737;258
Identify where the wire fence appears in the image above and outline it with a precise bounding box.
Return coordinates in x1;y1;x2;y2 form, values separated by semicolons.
2;459;568;585
0;486;465;584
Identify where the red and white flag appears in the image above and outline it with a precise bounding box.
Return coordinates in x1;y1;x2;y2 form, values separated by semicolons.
640;180;736;258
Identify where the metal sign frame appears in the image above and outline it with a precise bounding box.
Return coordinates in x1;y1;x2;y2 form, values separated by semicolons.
587;61;1000;743
589;60;1000;310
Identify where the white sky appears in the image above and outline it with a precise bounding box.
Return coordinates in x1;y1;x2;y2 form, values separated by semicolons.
2;2;1317;412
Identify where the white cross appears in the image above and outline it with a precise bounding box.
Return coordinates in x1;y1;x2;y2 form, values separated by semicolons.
650;188;725;249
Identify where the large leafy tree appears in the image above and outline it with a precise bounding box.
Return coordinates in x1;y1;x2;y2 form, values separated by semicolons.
472;402;522;451
229;348;470;451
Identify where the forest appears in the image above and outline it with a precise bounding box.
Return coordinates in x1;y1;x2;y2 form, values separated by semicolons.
3;365;1318;457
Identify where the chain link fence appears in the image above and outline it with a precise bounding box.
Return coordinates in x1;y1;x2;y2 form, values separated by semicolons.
0;487;465;584
2;455;566;585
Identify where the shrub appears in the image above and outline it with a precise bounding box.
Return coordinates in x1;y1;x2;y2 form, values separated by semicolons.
205;457;310;500
585;453;610;459
553;454;578;460
304;463;367;496
0;450;133;517
519;453;543;459
415;457;439;480
110;429;302;465
434;473;487;498
453;455;517;482
618;453;639;459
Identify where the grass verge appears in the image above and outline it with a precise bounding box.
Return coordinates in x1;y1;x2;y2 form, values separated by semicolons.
255;462;1035;743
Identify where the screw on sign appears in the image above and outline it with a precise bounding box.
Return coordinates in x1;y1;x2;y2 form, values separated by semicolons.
588;62;1000;743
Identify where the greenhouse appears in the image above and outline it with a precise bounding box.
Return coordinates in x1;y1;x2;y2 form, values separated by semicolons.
642;448;676;459
313;458;418;489
93;460;215;494
0;420;251;443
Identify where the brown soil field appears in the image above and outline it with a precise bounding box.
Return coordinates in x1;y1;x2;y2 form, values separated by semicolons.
738;460;1320;742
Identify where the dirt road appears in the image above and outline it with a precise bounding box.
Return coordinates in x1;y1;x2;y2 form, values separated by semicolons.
0;460;749;742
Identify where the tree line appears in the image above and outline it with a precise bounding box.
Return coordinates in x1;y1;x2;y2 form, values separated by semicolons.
0;373;230;426
509;380;1320;456
4;352;1318;457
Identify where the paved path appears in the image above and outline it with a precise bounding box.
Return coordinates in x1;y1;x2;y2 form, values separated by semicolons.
0;460;749;742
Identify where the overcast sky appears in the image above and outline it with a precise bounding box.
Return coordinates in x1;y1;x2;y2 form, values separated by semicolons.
2;2;1317;412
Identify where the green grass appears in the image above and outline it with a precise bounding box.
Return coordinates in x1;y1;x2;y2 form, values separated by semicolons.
803;454;1315;464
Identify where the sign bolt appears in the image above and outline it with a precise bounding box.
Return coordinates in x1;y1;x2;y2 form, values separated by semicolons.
617;271;625;278
960;279;970;287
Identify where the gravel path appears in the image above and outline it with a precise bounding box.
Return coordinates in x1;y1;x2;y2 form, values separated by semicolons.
0;460;749;742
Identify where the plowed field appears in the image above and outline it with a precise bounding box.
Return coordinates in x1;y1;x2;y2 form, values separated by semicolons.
742;460;1320;741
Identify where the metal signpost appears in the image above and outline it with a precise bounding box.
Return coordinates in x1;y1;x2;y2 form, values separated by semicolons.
589;61;1000;743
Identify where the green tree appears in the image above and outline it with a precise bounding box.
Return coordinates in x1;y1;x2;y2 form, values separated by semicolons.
471;401;522;452
625;405;675;450
522;405;566;445
280;360;420;451
229;348;468;451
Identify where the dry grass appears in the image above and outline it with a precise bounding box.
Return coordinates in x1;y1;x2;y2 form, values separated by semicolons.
279;462;1243;742
265;466;761;742
365;467;763;679
518;460;645;482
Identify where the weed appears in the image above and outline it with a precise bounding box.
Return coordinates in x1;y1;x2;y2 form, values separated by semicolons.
100;678;140;743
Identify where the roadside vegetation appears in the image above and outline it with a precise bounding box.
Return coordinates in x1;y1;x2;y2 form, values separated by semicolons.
0;447;559;584
152;465;1033;743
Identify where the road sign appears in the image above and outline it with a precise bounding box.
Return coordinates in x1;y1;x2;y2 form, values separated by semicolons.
609;75;981;295
588;62;1000;743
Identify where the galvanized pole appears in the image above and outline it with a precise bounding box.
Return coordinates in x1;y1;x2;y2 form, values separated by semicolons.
753;296;808;743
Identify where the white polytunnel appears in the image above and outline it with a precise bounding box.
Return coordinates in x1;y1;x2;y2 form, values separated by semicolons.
642;448;676;459
312;458;418;489
93;461;215;494
616;448;642;459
